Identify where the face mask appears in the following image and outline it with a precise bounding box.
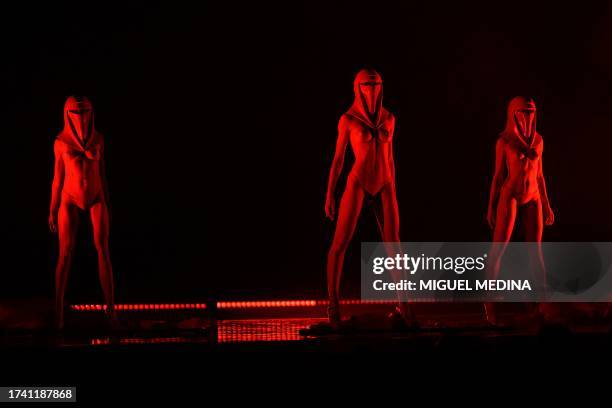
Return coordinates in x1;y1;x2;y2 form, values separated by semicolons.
514;109;536;141
63;96;95;148
359;82;382;116
68;108;93;144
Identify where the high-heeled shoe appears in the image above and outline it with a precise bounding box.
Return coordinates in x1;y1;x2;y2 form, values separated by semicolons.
298;301;340;336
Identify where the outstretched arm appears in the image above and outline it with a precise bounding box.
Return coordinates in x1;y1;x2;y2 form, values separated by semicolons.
487;138;507;229
537;153;554;225
49;141;65;232
325;115;351;220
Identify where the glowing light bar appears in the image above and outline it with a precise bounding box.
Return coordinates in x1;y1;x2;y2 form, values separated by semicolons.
216;300;317;309
216;299;397;309
70;303;207;311
71;299;400;312
91;337;193;346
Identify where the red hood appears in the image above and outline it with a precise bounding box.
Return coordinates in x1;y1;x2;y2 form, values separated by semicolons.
59;95;97;150
346;68;388;129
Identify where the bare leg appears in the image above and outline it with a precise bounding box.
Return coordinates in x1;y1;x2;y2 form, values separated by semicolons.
90;201;116;321
484;195;517;325
523;199;544;279
375;183;417;325
55;201;80;329
523;199;557;320
327;176;365;325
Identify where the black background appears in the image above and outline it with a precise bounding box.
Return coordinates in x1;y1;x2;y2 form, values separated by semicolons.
2;1;612;303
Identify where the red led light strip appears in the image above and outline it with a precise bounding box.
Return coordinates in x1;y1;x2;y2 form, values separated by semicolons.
216;300;317;309
71;303;207;311
91;337;193;346
216;300;396;308
71;299;399;311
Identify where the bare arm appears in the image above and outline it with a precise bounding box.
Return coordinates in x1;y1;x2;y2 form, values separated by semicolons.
388;115;396;186
325;115;351;220
487;138;507;229
537;152;554;225
49;140;65;232
99;138;111;209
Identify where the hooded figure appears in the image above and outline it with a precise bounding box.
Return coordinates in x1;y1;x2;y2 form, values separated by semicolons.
319;68;416;331
501;96;541;160
484;95;555;325
49;95;115;330
58;96;100;160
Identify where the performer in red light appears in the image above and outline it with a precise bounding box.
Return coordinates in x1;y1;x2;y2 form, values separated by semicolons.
324;69;416;329
49;96;115;329
485;96;555;325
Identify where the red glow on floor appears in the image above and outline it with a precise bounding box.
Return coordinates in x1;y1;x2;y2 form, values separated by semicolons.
217;318;321;343
87;319;321;345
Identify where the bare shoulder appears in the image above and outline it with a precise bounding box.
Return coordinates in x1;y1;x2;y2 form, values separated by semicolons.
385;110;395;123
495;136;507;150
339;113;352;128
53;136;67;153
339;113;358;134
536;133;544;148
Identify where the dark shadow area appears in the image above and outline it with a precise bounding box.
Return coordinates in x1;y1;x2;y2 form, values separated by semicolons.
2;1;612;302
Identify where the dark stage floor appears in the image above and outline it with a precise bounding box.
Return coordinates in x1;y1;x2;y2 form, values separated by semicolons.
1;300;610;353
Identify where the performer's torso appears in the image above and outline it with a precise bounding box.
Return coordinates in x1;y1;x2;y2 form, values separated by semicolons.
58;137;104;209
501;136;543;204
346;113;394;196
